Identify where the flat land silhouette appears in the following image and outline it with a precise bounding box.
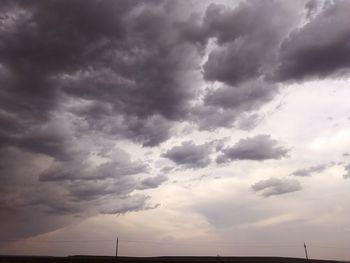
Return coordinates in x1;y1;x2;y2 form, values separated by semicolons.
0;256;343;263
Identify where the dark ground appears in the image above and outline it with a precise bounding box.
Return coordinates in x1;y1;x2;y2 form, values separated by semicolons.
0;256;343;263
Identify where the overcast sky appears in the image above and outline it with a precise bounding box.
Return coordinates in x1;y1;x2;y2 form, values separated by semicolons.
1;0;350;260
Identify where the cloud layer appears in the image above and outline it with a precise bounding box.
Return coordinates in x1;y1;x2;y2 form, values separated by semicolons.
2;0;350;245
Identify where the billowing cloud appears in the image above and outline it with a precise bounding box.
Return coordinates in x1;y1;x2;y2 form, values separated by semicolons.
190;80;278;130
252;178;302;197
70;106;175;147
201;1;299;85
0;0;202;151
39;149;149;182
182;1;301;131
204;81;277;111
275;0;350;81
217;135;289;163
0;144;156;239
0;0;200;240
162;141;212;169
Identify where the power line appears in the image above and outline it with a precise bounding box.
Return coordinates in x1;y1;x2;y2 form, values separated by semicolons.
0;238;349;250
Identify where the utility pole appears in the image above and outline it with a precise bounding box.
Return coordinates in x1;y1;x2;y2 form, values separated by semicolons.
116;237;119;258
304;242;309;261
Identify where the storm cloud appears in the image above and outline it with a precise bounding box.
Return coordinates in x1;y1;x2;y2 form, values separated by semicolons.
217;135;289;163
201;1;299;85
193;80;278;130
2;0;350;248
0;0;201;240
275;0;350;81
184;0;299;130
0;0;202;152
39;148;149;182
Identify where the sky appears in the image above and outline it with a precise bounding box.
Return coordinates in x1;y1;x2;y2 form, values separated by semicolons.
1;0;350;260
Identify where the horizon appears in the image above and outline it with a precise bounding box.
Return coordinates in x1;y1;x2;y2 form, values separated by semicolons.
1;0;350;261
0;254;344;262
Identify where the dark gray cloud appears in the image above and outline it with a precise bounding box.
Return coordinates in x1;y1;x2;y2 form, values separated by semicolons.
0;0;200;241
252;178;302;197
0;145;156;240
37;148;151;206
0;208;77;241
201;1;299;85
2;0;350;245
217;135;289;163
2;0;350;159
181;0;350;133
74;112;174;147
275;0;350;81
204;80;278;111
182;0;300;131
190;105;241;130
291;162;335;177
343;163;350;179
190;80;277;130
68;179;138;202
0;148;84;239
162;141;212;169
0;0;133;122
39;150;149;182
69;101;174;147
0;0;201;152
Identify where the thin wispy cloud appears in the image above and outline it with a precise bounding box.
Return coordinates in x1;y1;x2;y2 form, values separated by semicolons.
252;178;302;197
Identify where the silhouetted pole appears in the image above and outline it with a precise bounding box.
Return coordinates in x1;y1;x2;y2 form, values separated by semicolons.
304;242;309;261
116;237;119;258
